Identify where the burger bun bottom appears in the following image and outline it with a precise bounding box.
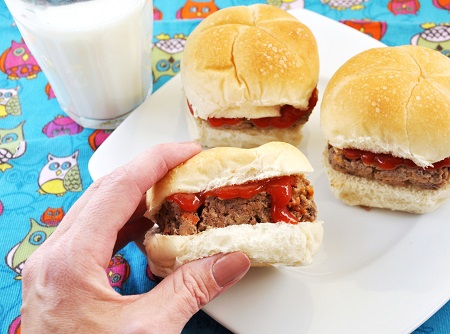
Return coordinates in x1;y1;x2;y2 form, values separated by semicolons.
144;221;324;278
324;156;450;214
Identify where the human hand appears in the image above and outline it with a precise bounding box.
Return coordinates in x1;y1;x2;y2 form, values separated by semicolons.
21;142;251;333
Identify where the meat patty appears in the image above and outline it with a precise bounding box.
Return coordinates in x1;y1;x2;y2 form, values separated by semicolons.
328;145;450;190
202;109;313;130
154;176;317;236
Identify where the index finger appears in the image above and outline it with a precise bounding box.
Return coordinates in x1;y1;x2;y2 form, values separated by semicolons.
60;142;201;264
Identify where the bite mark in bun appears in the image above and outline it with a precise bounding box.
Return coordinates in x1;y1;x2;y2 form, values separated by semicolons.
320;45;450;213
144;142;324;277
181;4;319;148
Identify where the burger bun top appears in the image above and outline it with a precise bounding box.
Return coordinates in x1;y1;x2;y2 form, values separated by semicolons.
320;45;450;167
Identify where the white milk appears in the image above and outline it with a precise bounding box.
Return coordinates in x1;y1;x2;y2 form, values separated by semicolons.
5;0;153;128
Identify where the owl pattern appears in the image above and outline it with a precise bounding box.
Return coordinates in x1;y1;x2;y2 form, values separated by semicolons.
0;86;21;118
341;19;387;40
320;0;368;10
152;36;186;83
176;0;219;19
5;218;57;279
411;23;450;57
106;254;130;289
40;207;65;226
88;129;113;151
42;115;83;138
0;121;26;172
0;40;41;80
38;151;83;196
388;0;420;14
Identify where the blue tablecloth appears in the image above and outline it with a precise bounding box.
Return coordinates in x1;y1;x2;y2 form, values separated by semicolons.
1;0;449;333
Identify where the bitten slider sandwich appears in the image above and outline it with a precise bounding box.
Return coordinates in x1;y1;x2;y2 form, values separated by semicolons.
144;142;323;277
181;4;319;148
321;45;450;214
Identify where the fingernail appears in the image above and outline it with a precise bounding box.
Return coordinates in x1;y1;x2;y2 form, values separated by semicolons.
212;252;250;288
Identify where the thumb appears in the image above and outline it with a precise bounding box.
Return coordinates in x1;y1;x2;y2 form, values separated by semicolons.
123;252;250;333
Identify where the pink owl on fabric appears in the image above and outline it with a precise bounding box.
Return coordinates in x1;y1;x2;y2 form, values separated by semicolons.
106;254;130;289
0;200;3;216
42;115;83;138
388;0;420;15
0;40;41;80
88;129;113;151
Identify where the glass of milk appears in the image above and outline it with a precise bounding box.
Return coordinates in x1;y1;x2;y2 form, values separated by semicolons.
5;0;153;129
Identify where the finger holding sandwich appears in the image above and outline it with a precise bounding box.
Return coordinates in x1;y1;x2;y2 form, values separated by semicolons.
144;141;324;278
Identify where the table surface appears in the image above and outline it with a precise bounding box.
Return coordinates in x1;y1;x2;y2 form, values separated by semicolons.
1;0;449;333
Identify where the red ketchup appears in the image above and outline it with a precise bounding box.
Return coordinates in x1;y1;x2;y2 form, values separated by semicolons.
167;176;299;224
187;88;318;129
343;148;450;170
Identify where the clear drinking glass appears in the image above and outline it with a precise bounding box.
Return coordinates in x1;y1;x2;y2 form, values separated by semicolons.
4;0;153;129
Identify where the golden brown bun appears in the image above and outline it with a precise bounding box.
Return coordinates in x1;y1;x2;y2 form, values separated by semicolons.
181;4;319;121
321;45;450;168
144;221;324;278
323;151;450;214
184;103;304;148
145;141;313;220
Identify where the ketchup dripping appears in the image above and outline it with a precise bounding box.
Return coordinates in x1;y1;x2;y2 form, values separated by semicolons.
167;176;298;224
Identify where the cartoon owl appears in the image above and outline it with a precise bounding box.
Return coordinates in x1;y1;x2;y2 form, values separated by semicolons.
0;200;3;216
388;0;420;15
411;24;450;58
40;207;65;226
106;254;130;289
42;115;83;138
0;121;26;172
267;0;304;10
88;129;113;151
433;0;450;10
320;0;367;10
152;37;186;84
176;0;219;19
45;82;56;99
38;150;83;196
5;218;57;279
0;86;21;117
0;40;41;80
341;19;387;40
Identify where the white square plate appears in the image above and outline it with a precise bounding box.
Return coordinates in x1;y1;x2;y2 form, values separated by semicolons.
89;9;450;334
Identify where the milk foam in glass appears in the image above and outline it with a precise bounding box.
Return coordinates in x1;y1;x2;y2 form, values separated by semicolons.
5;0;153;129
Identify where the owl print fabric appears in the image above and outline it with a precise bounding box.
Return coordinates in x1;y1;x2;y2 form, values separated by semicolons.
0;1;449;334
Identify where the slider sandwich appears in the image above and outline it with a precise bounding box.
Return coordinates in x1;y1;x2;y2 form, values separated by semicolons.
144;142;324;277
181;4;319;148
321;45;450;213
